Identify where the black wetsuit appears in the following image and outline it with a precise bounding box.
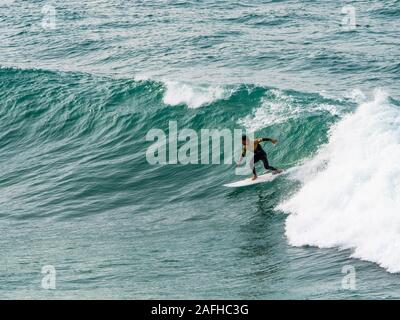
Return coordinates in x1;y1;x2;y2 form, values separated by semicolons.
242;138;277;175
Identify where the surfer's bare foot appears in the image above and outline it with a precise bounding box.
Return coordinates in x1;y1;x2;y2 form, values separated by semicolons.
252;175;257;180
273;169;283;175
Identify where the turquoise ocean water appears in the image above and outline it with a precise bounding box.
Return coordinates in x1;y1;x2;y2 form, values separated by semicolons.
1;0;400;299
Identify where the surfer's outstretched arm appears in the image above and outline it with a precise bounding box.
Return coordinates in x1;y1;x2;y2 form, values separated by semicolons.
261;137;278;144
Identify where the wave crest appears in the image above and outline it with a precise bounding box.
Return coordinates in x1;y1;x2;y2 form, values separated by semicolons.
162;81;229;109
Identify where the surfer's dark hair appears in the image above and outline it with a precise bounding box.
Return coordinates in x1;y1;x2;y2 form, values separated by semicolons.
242;135;247;141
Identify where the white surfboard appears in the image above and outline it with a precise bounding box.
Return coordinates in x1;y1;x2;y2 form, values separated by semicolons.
224;171;283;188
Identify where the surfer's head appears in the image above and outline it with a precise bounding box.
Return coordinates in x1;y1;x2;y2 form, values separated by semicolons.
241;135;248;145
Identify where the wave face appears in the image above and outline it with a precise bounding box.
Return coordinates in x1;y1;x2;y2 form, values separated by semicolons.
0;65;354;298
279;90;400;272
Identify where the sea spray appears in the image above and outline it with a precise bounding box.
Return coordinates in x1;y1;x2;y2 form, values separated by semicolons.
279;89;400;273
162;81;229;109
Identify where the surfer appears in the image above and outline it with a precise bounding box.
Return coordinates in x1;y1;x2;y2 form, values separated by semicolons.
237;135;282;180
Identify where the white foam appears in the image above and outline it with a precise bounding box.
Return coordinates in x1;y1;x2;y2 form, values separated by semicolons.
238;90;301;132
162;81;228;109
239;89;345;133
345;88;368;104
279;89;400;272
315;103;341;116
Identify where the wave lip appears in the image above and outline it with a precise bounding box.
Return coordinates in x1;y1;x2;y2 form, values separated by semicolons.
162;81;228;109
279;89;400;273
